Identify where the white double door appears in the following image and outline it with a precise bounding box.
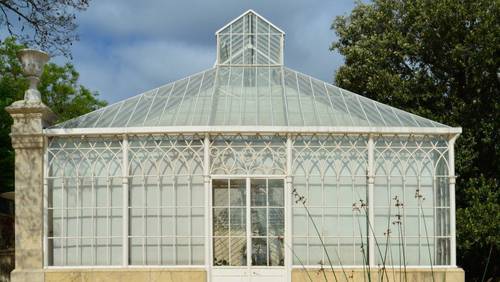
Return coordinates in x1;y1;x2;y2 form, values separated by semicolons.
211;178;286;282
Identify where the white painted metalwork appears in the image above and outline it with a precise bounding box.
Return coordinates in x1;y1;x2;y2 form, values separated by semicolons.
44;126;462;136
122;135;129;266
367;135;375;266
210;134;287;176
204;134;212;280
285;137;293;282
43;136;49;267
448;135;457;266
44;132;457;269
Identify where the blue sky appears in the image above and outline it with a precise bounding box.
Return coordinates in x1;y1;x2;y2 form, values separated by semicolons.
59;0;357;103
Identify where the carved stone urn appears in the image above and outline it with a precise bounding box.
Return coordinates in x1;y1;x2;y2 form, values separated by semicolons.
16;49;50;102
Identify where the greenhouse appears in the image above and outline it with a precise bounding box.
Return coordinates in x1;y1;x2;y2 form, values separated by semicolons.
7;9;464;282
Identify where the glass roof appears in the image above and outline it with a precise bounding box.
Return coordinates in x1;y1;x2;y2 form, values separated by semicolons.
52;10;448;129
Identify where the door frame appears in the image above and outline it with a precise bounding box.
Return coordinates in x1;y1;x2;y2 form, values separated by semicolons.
208;175;290;282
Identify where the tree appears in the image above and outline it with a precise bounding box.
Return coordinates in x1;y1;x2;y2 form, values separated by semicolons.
331;0;499;280
0;0;90;57
0;37;106;193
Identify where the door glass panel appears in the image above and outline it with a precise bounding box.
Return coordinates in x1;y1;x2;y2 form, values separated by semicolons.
230;179;246;206
251;208;267;236
251;238;267;266
213;237;229;266
213;180;228;206
230;237;247;266
269;237;284;266
213;208;229;236
230;208;246;236
251;179;267;206
268;208;284;236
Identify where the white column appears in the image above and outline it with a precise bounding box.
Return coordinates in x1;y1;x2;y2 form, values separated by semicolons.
448;134;458;266
367;135;375;267
122;135;129;266
43;136;49;267
204;134;212;281
285;136;293;282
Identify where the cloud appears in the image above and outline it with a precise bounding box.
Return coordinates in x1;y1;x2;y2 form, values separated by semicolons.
73;38;213;102
69;0;356;103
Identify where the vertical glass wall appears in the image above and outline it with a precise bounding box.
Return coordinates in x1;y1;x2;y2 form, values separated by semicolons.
46;133;451;267
373;136;451;266
291;134;368;266
127;135;205;265
46;135;206;266
47;137;124;266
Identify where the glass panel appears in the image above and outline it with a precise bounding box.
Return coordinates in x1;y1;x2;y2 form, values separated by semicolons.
230;237;247;266
269;237;284;266
269;208;284;236
213;237;229;266
213;208;229;236
268;179;284;206
213;180;228;206
251;179;267;206
251;208;267;236
251;238;267;266
229;179;246;206
230;208;246;236
192;237;205;265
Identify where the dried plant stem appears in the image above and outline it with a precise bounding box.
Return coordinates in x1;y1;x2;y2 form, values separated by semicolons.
420;206;435;282
293;188;348;282
319;263;329;282
302;205;341;282
396;223;403;282
359;203;389;280
398;222;407;281
383;203;397;282
282;240;314;282
481;244;493;282
354;207;369;282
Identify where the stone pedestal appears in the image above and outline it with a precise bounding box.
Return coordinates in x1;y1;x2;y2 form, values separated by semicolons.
6;100;55;282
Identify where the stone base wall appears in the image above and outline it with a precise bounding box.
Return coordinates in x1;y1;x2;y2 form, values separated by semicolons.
43;268;206;282
9;267;465;282
292;267;464;282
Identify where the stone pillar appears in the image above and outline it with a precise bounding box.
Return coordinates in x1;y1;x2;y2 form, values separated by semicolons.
5;49;54;282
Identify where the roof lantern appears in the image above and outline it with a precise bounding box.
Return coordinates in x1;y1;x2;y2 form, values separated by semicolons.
216;10;284;66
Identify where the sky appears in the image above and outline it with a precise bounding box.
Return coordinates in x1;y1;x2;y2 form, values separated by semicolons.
59;0;357;103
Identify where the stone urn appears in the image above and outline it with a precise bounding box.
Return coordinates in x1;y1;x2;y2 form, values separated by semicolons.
16;49;50;102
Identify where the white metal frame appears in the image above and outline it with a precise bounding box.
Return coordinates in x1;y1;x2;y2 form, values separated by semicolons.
44;126;462;136
43;131;460;276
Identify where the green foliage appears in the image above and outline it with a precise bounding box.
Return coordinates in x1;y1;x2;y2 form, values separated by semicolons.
0;37;106;193
331;0;499;280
